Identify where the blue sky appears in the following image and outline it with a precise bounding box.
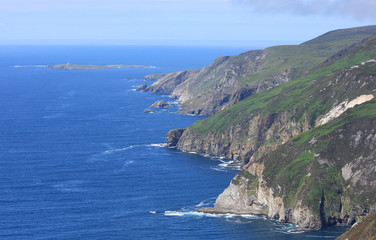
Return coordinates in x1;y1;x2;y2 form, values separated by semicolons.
0;0;375;47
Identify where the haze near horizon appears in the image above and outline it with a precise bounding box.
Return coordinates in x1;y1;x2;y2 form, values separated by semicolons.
0;0;375;47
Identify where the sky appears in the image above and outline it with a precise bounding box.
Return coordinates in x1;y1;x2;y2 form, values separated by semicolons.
0;0;375;47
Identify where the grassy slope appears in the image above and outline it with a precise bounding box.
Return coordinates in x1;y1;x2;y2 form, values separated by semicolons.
238;25;376;88
262;99;376;216
186;31;376;221
337;212;376;240
191;35;376;134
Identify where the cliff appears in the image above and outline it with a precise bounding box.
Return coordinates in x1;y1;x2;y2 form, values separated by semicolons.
143;25;376;116
202;105;376;230
166;34;376;230
170;36;376;165
336;212;376;240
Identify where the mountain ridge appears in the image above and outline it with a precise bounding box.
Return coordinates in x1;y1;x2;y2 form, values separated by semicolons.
164;29;376;231
141;25;376;117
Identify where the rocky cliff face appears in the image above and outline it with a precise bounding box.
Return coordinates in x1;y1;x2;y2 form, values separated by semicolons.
175;111;310;165
166;36;376;230
145;69;200;94
169;37;376;163
337;212;376;240
142;26;376;117
200;109;376;230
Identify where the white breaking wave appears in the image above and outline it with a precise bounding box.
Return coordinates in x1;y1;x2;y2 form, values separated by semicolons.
89;143;166;162
210;166;228;172
103;143;166;154
164;210;260;220
182;150;241;171
147;143;166;147
53;180;85;193
43;113;65;119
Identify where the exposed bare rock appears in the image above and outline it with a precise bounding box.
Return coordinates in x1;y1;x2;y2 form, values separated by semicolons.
136;83;148;91
337;212;376;240
144;74;166;81
143;109;155;113
150;100;172;109
166;128;185;148
145;70;200;94
316;94;374;126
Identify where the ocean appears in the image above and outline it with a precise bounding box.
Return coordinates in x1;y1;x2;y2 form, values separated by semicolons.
0;45;349;239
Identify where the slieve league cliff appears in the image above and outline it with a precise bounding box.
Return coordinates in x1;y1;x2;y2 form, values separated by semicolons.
140;25;376;233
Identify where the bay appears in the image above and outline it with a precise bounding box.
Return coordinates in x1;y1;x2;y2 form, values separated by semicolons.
0;45;348;239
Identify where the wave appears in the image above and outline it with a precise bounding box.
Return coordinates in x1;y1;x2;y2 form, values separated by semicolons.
163;210;260;220
180;150;241;171
89;143;167;162
53;180;85;193
43;113;65;119
13;65;47;68
209;166;228;172
103;143;166;154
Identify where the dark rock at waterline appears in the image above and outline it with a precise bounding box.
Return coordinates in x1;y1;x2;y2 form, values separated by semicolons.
150;100;172;109
166;128;185;147
144;109;156;113
136;83;148;91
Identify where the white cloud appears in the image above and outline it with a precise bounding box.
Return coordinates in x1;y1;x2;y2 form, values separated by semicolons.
235;0;376;20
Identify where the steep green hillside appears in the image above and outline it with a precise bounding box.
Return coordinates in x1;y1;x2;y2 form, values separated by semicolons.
260;100;376;224
146;25;376;116
337;212;376;240
302;25;376;45
191;35;376;135
168;34;376;231
201;100;376;230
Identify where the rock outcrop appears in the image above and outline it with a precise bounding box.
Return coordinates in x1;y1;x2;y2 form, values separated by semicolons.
136;83;148;91
143;109;155;113
166;128;185;147
144;74;166;81
337;212;376;240
150;100;171;109
145;70;200;94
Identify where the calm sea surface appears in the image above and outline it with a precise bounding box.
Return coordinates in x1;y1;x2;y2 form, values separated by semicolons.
0;46;348;239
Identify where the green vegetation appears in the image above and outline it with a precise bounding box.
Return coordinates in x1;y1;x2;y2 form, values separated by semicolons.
191;35;376;135
185;31;376;222
337;212;376;240
302;25;376;45
239;26;376;88
261;99;376;216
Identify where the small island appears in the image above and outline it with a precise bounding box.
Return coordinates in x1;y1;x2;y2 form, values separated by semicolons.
47;63;155;70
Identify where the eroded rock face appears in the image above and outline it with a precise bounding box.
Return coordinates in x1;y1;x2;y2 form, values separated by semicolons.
145;70;200;94
201;117;376;230
177;111;310;165
150;100;171;109
316;94;374;126
143;109;155;113
166;128;185;148
136;83;148;91
144;74;166;81
202;170;322;230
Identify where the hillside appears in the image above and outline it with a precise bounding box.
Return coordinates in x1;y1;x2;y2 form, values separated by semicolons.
167;33;376;230
337;212;376;240
141;25;376;116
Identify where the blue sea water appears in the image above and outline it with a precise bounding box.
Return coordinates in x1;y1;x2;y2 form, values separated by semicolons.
0;46;349;239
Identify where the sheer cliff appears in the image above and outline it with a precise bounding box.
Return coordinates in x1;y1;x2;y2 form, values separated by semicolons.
166;34;376;230
142;25;376;116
